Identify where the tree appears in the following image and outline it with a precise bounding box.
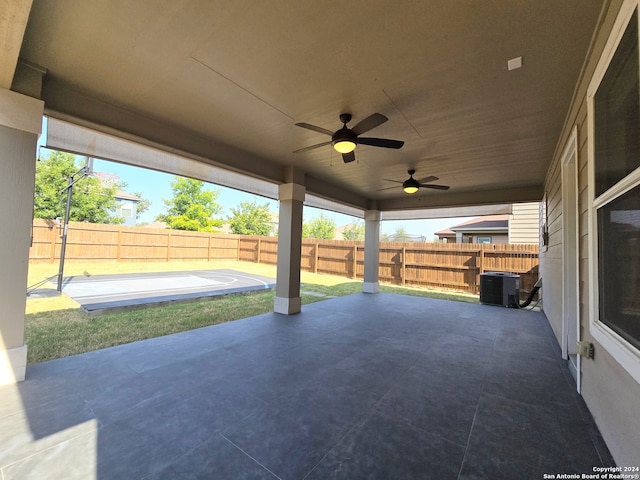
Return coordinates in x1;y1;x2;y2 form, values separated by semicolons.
34;151;125;224
133;193;151;221
157;177;224;231
302;213;336;239
391;226;410;242
228;199;273;236
342;221;365;240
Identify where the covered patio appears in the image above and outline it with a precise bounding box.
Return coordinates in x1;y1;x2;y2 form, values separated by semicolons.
1;294;611;479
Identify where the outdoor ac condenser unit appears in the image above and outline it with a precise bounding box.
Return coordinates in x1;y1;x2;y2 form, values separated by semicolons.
480;272;520;307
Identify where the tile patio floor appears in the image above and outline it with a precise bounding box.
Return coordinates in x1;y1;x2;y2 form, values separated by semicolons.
0;293;614;479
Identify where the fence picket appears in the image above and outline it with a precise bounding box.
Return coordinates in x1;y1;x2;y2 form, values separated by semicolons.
29;219;538;295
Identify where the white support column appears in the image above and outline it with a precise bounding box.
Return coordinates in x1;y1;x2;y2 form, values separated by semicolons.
0;89;43;385
274;182;305;314
363;210;381;293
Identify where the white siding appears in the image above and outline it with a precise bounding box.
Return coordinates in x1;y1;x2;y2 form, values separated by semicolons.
508;202;540;244
540;0;640;465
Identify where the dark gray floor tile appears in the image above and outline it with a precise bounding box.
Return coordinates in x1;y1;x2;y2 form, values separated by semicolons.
459;392;604;480
3;294;612;479
107;377;267;453
493;328;558;359
221;396;359;480
95;421;186;480
483;353;576;406
420;332;495;373
306;411;465;480
377;364;483;445
146;434;279;480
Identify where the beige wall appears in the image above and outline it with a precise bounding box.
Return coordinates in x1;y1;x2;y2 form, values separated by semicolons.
509;202;540;244
540;0;640;465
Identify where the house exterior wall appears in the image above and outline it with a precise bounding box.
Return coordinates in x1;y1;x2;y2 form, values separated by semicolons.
540;0;640;465
116;199;138;226
469;233;508;244
508;202;540;244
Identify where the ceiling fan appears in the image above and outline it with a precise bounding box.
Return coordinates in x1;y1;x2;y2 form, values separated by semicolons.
381;169;450;194
293;113;404;163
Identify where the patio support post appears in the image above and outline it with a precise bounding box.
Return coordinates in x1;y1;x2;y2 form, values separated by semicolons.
274;181;305;314
363;210;381;293
0;89;43;385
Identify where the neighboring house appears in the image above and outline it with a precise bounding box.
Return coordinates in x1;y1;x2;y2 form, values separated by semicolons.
435;215;509;244
114;190;141;226
94;171;141;226
435;202;540;244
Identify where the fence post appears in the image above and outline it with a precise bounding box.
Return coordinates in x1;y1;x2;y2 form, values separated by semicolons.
50;224;57;262
166;231;171;262
207;234;212;262
236;237;241;261
257;237;261;263
314;242;319;274
402;246;406;286
352;245;357;279
117;228;122;261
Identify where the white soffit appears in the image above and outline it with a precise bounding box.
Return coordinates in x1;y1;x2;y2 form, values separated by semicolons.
381;204;513;221
45;117;279;200
304;194;364;219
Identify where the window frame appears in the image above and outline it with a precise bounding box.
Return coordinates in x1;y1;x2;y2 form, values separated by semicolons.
587;0;640;383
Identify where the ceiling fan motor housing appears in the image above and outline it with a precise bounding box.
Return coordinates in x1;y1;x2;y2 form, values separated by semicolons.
332;127;357;148
403;169;420;191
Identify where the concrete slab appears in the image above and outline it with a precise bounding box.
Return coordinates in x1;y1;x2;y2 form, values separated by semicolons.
29;269;275;314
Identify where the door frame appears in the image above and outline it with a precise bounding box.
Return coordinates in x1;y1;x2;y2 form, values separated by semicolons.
561;126;581;392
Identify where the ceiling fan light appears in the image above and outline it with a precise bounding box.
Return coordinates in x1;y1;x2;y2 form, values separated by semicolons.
333;140;357;153
403;174;420;194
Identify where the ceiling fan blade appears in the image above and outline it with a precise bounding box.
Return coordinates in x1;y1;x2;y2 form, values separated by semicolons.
382;179;403;184
293;141;332;153
342;151;356;163
376;186;399;191
420;184;450;190
351;113;388;135
294;122;334;136
358;137;404;149
417;175;439;183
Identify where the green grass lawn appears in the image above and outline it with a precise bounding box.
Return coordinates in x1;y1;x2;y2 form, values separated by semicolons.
25;260;478;364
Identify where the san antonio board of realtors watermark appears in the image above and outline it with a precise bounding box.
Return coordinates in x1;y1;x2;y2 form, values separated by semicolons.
543;466;640;479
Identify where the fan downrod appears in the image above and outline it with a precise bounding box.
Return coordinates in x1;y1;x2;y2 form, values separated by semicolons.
339;113;352;125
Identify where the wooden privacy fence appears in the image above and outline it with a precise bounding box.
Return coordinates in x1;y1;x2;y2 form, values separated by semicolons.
30;219;539;295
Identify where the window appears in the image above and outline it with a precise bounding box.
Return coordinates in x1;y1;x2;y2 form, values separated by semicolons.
120;203;134;218
597;189;640;349
588;1;640;381
594;10;640;197
477;236;492;244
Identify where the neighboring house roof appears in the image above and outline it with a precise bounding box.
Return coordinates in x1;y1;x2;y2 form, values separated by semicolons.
435;215;509;236
94;172;141;203
114;190;141;202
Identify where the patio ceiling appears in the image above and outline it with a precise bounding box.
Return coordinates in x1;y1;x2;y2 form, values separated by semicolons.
12;0;604;212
